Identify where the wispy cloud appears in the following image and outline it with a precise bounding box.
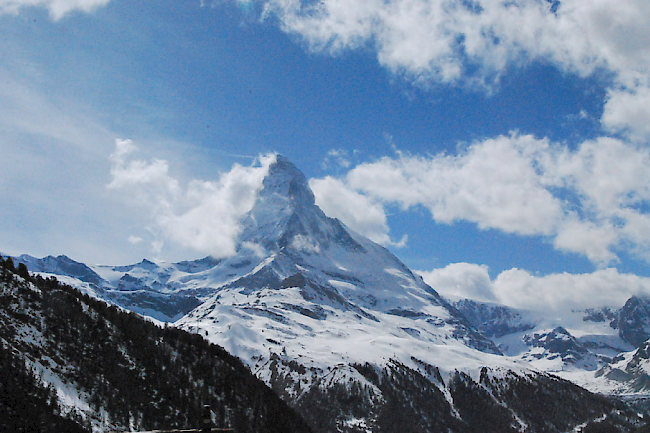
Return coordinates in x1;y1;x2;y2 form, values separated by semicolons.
0;0;109;19
0;70;112;151
108;140;276;258
0;65;134;264
313;135;650;266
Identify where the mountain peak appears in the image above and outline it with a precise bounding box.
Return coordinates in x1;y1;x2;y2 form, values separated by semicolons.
260;155;315;207
238;155;363;253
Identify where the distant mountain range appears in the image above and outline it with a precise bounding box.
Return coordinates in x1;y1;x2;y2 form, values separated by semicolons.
10;155;650;432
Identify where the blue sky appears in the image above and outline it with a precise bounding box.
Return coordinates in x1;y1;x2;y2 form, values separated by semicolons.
4;0;650;307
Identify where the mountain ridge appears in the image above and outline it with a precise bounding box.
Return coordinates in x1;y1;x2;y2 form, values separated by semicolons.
11;155;650;432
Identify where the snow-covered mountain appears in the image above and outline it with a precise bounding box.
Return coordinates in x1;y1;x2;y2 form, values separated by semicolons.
175;155;501;359
452;295;650;399
14;155;650;432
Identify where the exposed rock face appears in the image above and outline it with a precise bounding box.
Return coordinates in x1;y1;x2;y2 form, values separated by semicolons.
454;299;535;338
612;296;650;348
597;340;650;394
524;327;589;363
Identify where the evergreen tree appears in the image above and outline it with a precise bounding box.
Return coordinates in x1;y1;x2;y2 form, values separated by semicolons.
16;262;30;280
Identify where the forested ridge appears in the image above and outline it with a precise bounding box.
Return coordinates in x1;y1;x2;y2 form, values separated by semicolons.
0;257;312;432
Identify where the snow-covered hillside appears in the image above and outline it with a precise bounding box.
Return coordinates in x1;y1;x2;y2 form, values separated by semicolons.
174;155;501;368
452;296;650;397
0;258;313;433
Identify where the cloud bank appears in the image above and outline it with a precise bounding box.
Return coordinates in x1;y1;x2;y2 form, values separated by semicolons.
313;135;650;266
419;262;496;303
419;263;650;311
108;140;276;258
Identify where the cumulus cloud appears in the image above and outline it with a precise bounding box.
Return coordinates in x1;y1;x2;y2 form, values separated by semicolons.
551;138;650;213
109;139;181;202
491;268;650;311
108;140;276;258
602;85;650;141
318;134;650;265
245;0;650;138
0;0;109;19
420;263;650;311
417;263;496;303
348;135;563;236
553;219;619;265
257;0;649;82
261;0;547;85
310;176;406;247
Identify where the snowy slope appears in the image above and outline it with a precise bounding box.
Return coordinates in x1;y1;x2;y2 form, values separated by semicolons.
174;155;503;370
452;297;650;396
0;267;314;433
15;255;216;322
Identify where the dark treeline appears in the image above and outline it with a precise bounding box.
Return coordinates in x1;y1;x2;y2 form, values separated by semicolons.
0;335;89;432
0;257;312;433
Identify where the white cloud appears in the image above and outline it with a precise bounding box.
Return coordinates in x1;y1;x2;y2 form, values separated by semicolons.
420;263;650;311
558;0;650;84
550;138;650;213
310;176;405;247
602;85;650;141
417;263;496;303
347;135;563;235
127;235;143;245
259;0;649;82
109;139;181;202
323;134;650;265
491;268;650;311
251;0;650;138
553;219;619;265
108;140;276;258
0;0;109;19
324;149;352;169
